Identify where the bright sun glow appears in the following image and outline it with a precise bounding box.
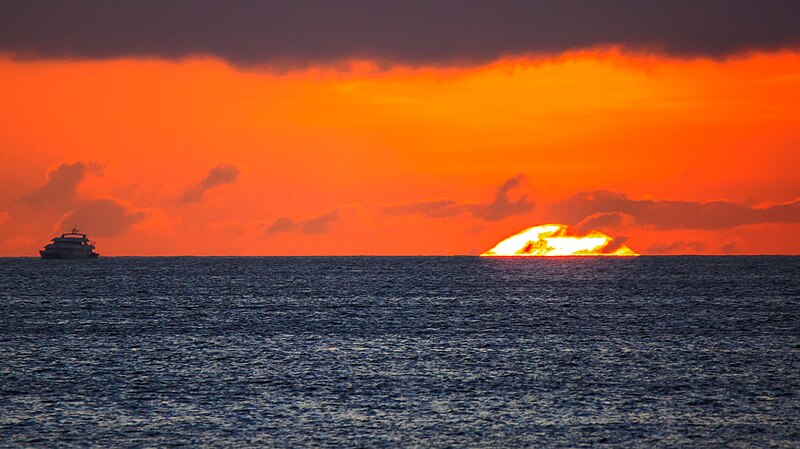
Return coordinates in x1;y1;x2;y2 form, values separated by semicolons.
481;224;639;257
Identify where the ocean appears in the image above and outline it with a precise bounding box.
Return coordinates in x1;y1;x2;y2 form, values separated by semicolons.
1;256;798;447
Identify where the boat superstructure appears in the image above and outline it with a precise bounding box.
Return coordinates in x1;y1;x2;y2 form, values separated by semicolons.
39;228;100;259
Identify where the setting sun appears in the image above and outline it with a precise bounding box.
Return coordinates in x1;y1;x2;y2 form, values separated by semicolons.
481;224;639;257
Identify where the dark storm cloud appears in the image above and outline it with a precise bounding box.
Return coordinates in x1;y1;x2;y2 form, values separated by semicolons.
181;164;239;203
552;190;800;230
59;198;145;237
384;175;534;221
266;210;340;235
1;1;799;66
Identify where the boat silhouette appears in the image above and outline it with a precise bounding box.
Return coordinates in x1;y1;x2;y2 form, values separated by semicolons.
39;228;100;259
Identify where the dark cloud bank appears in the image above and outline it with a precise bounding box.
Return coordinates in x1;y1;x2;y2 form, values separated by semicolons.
553;190;800;230
1;1;799;66
385;178;800;233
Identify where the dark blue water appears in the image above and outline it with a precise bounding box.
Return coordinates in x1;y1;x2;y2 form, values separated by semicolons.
1;257;798;447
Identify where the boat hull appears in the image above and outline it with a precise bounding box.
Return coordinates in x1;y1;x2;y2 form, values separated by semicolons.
39;250;99;259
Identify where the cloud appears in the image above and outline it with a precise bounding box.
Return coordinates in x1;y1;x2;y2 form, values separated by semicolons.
472;175;535;221
58;198;145;237
600;236;631;255
551;190;800;230
301;211;340;235
384;199;464;218
19;161;101;207
266;210;340;236
7;160;143;240
266;217;296;234
573;211;634;233
647;240;708;254
1;2;798;66
181;164;239;203
385;175;534;221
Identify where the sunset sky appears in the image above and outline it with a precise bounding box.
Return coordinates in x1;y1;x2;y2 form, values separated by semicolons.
1;1;799;255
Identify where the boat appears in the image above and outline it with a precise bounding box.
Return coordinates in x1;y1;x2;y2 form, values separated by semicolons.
39;228;100;259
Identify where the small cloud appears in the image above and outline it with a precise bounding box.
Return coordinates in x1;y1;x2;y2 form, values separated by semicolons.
647;240;707;255
181;164;239;203
3;161;144;246
59;198;145;237
18;160;102;208
384;199;463;218
720;242;738;254
574;211;635;234
384;175;535;221
472;175;535;221
600;236;630;254
266;217;296;234
301;211;339;235
266;210;340;236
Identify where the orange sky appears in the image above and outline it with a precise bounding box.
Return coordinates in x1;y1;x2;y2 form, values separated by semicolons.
1;49;799;255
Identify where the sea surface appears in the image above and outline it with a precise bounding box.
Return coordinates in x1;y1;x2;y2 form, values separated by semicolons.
1;256;798;447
